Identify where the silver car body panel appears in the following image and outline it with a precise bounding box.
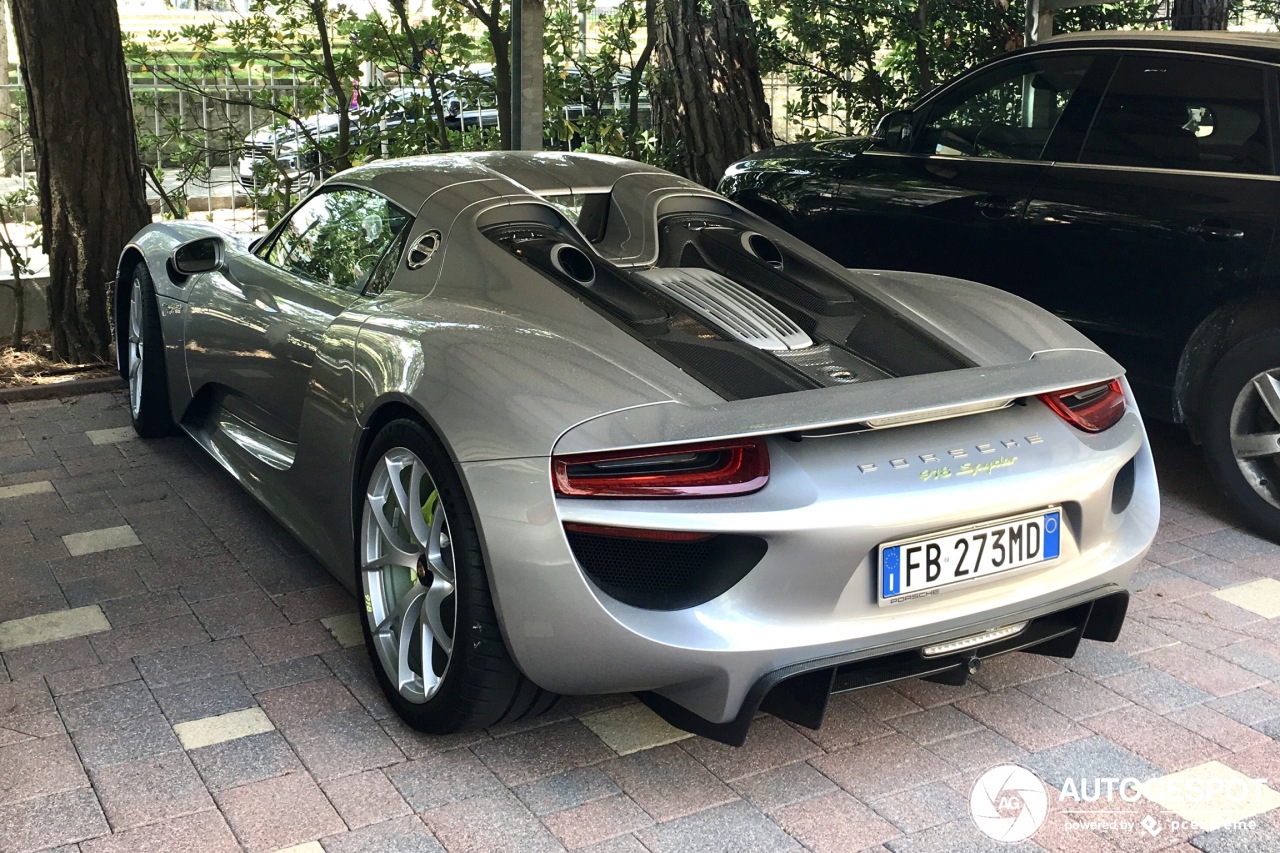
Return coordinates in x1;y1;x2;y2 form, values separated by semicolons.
116;151;1157;730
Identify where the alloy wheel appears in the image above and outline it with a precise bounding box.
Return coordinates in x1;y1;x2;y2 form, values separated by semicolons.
127;277;144;418
361;447;457;703
1229;368;1280;510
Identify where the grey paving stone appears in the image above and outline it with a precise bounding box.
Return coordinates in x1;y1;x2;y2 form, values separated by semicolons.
866;781;969;834
320;815;444;853
152;674;256;725
62;566;148;607
1024;735;1162;792
191;590;288;640
79;810;241;853
55;679;160;732
1191;821;1280;853
386;749;506;812
472;718;615;786
884;819;1040;853
1103;666;1214;714
99;590;191;629
514;766;623;817
283;707;406;781
635;799;800;853
88;614;210;664
1208;689;1280;727
275;584;356;624
240;654;332;694
0;787;108;853
134;636;258;688
321;770;414;831
2;635;100;679
730;762;838;814
422;789;565;853
70;713;183;770
188;730;303;794
45;659;141;697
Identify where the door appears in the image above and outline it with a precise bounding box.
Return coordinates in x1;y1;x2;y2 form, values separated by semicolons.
810;53;1098;289
1023;53;1280;416
184;186;412;442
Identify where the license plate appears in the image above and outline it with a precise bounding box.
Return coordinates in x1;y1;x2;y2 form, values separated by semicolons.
879;508;1061;604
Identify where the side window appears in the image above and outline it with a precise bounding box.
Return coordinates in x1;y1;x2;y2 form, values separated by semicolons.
264;188;411;292
1080;56;1270;175
919;56;1093;161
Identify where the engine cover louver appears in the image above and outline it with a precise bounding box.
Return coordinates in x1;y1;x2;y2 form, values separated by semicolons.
633;268;814;352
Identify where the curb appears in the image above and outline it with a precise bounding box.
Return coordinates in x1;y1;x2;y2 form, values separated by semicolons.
0;375;125;403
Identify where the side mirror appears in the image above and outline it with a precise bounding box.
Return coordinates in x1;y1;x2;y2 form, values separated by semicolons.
872;109;914;153
172;236;225;277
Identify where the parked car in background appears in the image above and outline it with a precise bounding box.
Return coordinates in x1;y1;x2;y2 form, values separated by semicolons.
721;31;1280;540
116;152;1154;744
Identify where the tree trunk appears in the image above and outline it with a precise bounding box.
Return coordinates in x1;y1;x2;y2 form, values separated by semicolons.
652;0;773;187
1172;0;1230;29
9;0;150;363
0;3;12;177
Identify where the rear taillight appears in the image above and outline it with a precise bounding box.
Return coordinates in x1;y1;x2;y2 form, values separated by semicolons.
1038;379;1126;433
552;437;769;498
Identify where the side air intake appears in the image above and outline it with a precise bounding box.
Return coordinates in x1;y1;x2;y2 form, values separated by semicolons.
633;267;813;351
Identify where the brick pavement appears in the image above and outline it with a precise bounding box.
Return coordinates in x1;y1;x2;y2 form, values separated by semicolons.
2;390;1280;852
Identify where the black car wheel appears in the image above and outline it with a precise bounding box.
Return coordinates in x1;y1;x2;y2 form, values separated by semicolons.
125;263;175;438
357;418;556;732
1202;332;1280;540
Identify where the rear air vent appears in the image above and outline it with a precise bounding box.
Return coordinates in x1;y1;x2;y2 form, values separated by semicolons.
633;267;813;352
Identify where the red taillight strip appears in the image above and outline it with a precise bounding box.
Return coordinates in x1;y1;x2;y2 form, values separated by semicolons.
552;437;770;498
1037;379;1127;433
562;522;713;542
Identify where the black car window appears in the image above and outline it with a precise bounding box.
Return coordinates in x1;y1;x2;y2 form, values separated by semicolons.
918;56;1093;161
265;188;411;293
1080;55;1270;175
362;219;413;296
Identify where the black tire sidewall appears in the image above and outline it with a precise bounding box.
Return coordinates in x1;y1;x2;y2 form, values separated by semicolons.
355;418;515;732
128;264;174;438
1201;331;1280;541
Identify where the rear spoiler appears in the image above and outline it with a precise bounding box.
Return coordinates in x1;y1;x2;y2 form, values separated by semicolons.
553;348;1124;455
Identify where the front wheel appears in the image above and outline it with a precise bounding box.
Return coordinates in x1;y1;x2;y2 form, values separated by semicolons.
1201;332;1280;541
357;419;556;732
124;264;174;438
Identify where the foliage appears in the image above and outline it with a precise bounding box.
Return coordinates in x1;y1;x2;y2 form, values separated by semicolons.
751;0;1164;140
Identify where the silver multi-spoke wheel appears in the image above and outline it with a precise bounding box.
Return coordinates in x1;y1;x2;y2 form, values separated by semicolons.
127;276;144;418
361;447;457;703
1228;368;1280;510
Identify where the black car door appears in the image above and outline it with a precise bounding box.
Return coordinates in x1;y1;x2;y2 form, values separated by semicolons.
184;186;412;443
809;53;1099;289
1022;53;1280;417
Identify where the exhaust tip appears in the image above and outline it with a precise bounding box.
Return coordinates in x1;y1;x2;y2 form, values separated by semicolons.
551;243;596;286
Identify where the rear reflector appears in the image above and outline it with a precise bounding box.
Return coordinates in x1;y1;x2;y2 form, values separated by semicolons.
562;522;712;542
1037;379;1126;433
552;437;769;498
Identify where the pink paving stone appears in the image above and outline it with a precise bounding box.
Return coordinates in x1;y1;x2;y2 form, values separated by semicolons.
79;810;240;853
89;752;214;831
890;705;984;747
423;789;564;853
1131;574;1216;605
810;734;957;799
1135;602;1256;651
1052;785;1197;852
471;719;614;787
678;716;823;781
242;621;338;665
1112;619;1180;656
599;743;738;822
1083;706;1225;772
772;791;900;853
925;728;1028;773
1138;644;1267;697
1015;672;1133;721
730;763;838;814
215;771;346;853
321;769;413;830
542;794;653;849
955;689;1088;752
1223;740;1280;782
257;675;360;730
796;692;896;752
0;733;87;807
1164;705;1272;753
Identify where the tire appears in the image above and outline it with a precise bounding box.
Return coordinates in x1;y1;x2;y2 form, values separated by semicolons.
124;264;175;438
356;419;557;732
1201;331;1280;541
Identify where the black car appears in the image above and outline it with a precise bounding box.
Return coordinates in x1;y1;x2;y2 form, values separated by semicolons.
721;30;1280;539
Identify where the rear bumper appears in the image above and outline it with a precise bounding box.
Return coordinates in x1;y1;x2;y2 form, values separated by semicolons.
640;587;1129;745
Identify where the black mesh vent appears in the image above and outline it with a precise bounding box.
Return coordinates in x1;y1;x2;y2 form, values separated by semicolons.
652;340;815;400
566;529;768;610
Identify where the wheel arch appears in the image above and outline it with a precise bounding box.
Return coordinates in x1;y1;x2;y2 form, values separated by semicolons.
115;246;147;379
1176;290;1280;438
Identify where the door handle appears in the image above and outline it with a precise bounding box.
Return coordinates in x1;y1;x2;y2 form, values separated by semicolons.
974;196;1019;217
1190;221;1245;241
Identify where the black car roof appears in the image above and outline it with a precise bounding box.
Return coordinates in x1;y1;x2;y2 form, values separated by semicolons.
1038;29;1280;63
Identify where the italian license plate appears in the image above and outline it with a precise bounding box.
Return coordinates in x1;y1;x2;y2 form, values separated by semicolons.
879;508;1061;604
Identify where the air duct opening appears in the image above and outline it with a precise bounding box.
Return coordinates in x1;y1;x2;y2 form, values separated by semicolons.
551;244;596;286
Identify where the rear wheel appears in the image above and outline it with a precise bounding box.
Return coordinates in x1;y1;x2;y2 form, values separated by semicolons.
124;264;174;438
357;419;556;732
1202;332;1280;541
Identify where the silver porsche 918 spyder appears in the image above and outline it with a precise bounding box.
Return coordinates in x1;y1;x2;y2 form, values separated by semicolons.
115;152;1157;745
